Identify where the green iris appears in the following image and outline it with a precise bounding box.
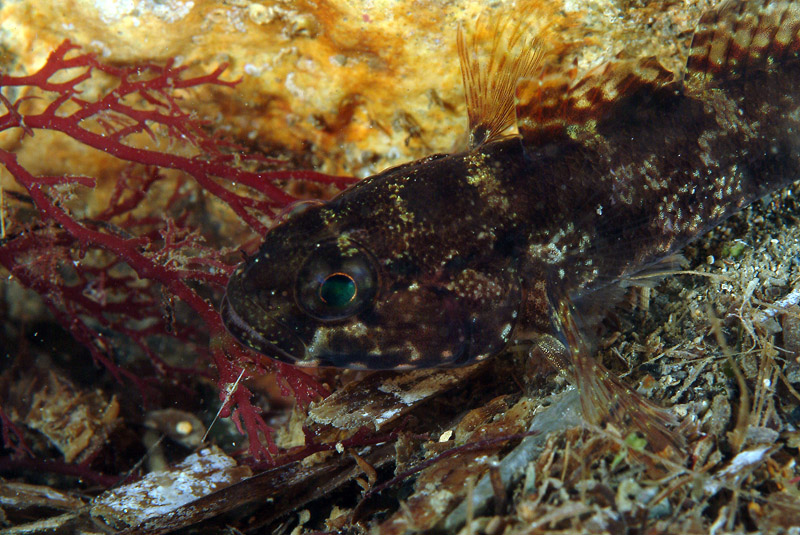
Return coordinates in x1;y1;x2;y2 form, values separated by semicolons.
296;239;377;321
319;273;357;308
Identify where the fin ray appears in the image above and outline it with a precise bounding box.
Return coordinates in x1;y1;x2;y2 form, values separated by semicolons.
547;295;685;459
458;12;544;147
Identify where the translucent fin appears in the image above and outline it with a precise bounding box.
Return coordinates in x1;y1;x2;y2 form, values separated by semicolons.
686;0;800;84
515;56;675;146
458;12;544;147
546;295;685;459
618;253;688;289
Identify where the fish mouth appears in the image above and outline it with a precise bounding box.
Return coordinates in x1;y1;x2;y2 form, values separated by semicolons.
220;291;307;365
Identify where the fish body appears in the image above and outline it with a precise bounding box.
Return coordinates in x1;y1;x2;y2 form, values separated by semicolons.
223;0;800;449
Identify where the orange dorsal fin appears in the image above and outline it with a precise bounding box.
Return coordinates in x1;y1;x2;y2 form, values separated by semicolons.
458;12;544;148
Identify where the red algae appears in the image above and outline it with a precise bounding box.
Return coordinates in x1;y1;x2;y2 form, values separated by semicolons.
0;41;348;461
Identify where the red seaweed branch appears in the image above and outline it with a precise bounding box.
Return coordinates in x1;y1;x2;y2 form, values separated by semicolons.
0;42;350;462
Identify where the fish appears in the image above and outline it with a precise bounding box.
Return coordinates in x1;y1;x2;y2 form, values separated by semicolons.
222;0;800;453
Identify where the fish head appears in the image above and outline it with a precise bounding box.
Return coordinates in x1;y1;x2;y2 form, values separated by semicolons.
222;153;524;369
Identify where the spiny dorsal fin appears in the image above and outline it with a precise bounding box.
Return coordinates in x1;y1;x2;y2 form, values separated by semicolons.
458;12;544;148
515;57;675;146
686;0;800;84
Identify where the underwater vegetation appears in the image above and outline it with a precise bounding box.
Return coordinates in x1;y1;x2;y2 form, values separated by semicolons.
1;0;800;533
0;41;345;464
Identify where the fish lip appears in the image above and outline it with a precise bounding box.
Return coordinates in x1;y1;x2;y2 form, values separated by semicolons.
220;291;307;364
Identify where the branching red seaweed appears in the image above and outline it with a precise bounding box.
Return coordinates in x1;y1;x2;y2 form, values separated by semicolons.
0;41;350;463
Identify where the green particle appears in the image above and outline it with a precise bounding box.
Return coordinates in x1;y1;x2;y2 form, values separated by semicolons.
624;432;648;452
319;273;356;308
723;242;746;259
610;433;648;471
610;451;626;471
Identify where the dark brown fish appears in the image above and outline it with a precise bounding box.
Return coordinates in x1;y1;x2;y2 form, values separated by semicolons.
223;0;800;452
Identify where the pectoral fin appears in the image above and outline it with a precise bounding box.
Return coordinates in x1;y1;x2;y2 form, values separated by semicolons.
538;291;685;461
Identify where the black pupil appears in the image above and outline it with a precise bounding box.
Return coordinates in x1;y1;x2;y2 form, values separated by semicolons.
319;273;356;308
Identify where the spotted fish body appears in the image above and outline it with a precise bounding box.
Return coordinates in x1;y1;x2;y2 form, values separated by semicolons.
223;0;800;450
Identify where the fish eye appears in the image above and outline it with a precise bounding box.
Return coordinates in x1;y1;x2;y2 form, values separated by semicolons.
319;272;357;307
295;239;377;321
